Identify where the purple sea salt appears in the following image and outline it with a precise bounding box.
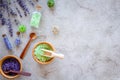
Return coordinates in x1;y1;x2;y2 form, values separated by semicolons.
2;58;20;76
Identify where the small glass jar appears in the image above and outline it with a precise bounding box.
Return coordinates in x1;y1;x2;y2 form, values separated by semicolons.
30;5;42;28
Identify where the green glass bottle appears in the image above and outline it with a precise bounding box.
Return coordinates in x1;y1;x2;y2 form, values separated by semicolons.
30;5;42;28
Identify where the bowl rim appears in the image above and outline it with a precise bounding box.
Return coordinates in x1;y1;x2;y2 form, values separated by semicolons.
32;41;55;64
0;55;22;79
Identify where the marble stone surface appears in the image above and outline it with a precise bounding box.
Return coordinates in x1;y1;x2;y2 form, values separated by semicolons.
0;0;120;80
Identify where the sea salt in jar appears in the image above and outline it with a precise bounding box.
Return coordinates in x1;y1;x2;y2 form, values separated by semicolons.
30;5;42;28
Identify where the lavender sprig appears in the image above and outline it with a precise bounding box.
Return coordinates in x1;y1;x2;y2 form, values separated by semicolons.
17;0;30;15
7;19;13;37
0;11;3;18
16;8;22;17
28;0;34;6
1;17;6;25
9;8;17;16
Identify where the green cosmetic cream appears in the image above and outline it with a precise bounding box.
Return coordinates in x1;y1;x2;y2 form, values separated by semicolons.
34;44;52;62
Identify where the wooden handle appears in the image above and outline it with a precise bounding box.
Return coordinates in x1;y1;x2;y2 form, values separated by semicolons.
53;53;64;59
10;70;31;76
41;49;64;59
20;39;32;59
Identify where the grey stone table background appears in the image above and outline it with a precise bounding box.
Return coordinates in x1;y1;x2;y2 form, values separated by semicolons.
0;0;120;80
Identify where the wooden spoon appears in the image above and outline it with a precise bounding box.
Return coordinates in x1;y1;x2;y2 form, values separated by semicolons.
20;32;37;59
4;70;31;76
41;49;64;59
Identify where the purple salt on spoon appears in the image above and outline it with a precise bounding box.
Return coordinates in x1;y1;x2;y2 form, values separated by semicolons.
4;70;31;76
